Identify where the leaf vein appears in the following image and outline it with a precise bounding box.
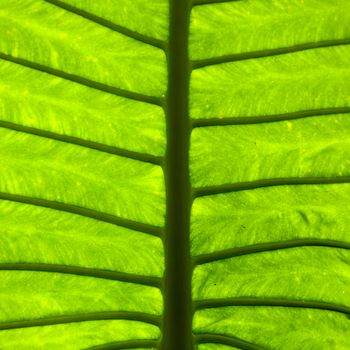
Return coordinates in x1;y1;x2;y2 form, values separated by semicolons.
195;333;263;350
0;312;161;330
194;298;350;315
194;177;350;197
0;263;161;288
84;339;159;350
0;121;163;166
192;0;241;7
192;39;350;69
193;240;350;265
191;107;350;128
0;192;163;237
0;53;163;107
44;0;166;51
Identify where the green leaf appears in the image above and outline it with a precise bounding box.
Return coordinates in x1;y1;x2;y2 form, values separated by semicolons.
191;115;350;187
190;46;350;120
0;59;166;156
191;184;350;255
194;307;350;349
189;0;350;60
0;321;159;350
1;0;350;349
0;0;167;96
60;0;169;41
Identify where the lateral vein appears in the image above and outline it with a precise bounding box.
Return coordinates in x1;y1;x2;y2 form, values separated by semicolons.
0;121;163;166
0;312;161;330
194;177;350;197
0;192;163;238
191;107;350;128
194;298;350;315
0;53;163;107
44;0;166;51
192;0;241;7
84;339;159;350
0;263;161;288
195;333;263;350
193;240;350;265
191;39;350;69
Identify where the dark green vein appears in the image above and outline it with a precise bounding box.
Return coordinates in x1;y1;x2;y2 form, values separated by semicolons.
162;0;193;350
0;264;161;288
44;0;166;51
194;177;350;197
195;334;262;350
191;39;350;69
194;299;350;315
192;0;241;6
0;121;162;166
193;240;350;265
0;192;163;237
85;340;158;350
0;53;163;107
191;107;350;128
0;312;160;331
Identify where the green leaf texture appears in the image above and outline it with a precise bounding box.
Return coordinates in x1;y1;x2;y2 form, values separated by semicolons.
0;0;166;348
190;0;350;349
1;0;350;349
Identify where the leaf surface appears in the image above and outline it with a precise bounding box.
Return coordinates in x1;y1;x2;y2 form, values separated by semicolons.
190;46;350;120
0;0;167;348
194;307;350;349
1;0;349;349
189;0;350;348
189;0;350;60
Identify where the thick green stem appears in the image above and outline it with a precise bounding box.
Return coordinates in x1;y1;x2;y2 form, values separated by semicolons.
162;0;193;349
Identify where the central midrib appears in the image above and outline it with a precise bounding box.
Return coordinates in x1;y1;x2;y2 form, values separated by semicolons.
162;0;193;349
